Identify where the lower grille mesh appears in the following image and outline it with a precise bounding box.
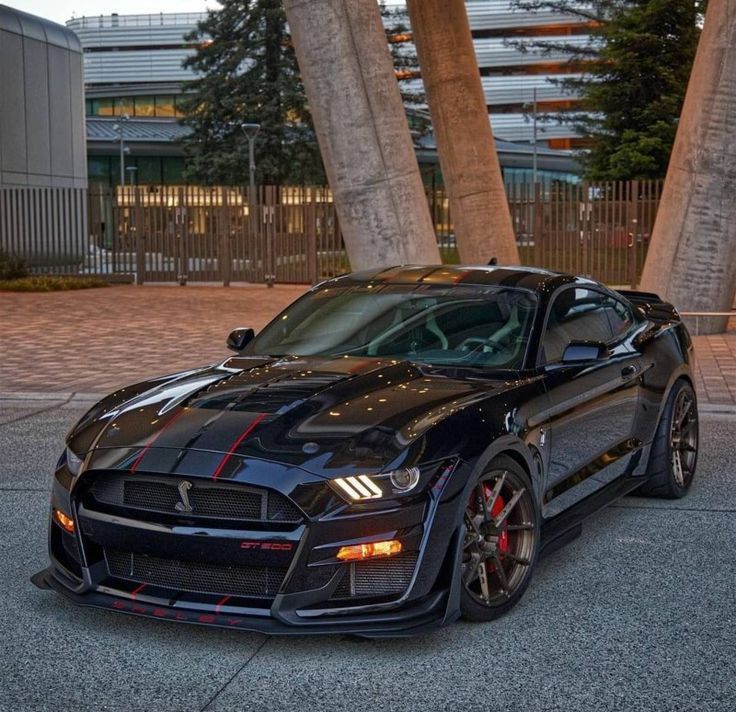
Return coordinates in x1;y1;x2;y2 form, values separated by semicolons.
331;552;418;600
105;549;287;598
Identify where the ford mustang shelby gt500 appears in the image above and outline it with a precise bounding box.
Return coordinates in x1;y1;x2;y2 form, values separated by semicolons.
33;265;699;636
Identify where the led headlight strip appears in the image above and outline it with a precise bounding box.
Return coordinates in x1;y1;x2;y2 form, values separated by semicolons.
332;475;383;500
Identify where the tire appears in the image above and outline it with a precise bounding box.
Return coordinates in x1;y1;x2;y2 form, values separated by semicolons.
637;379;699;499
460;455;540;622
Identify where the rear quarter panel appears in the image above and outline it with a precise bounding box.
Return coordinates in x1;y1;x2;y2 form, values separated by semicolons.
635;322;694;444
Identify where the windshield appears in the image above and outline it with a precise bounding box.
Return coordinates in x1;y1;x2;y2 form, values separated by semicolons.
245;283;538;369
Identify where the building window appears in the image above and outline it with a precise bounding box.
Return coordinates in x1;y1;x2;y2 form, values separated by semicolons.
134;96;156;117
90;98;114;116
174;95;188;117
115;96;134;117
162;157;185;184
137;157;163;184
85;94;189;118
155;96;176;117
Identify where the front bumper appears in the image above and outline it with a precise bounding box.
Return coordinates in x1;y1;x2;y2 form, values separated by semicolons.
33;453;465;637
32;565;455;637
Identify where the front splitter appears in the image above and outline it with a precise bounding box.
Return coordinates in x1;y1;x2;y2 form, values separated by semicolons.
32;566;455;638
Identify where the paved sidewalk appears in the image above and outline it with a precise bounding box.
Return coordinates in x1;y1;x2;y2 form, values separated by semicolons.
1;284;734;406
692;332;736;406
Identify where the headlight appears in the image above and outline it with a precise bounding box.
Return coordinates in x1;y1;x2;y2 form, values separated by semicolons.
330;466;424;502
389;466;420;492
65;446;84;476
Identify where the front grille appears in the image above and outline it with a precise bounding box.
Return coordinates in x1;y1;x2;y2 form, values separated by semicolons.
105;549;287;598
89;475;302;523
331;552;419;600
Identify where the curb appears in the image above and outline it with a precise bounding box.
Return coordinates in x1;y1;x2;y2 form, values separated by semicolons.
699;403;736;415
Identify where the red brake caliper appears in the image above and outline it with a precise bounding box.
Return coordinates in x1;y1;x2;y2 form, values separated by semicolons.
483;483;509;572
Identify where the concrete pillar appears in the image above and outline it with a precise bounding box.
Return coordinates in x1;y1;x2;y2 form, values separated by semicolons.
283;0;440;270
640;0;736;333
407;0;519;266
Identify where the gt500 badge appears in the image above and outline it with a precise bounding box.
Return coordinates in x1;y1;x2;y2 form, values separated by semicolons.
240;541;294;551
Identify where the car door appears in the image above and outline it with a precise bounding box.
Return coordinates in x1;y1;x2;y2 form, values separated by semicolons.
538;287;643;517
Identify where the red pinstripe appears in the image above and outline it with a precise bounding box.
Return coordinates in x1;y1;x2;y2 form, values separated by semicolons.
215;595;231;613
212;413;267;480
130;583;146;600
130;408;189;474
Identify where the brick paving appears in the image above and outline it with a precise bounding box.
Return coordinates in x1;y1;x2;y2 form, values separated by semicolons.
692;332;736;406
0;285;306;394
1;284;734;407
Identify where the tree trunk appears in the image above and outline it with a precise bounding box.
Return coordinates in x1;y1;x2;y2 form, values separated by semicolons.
640;0;736;334
283;0;440;271
407;0;519;266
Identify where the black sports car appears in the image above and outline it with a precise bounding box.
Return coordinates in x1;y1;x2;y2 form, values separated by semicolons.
33;265;699;636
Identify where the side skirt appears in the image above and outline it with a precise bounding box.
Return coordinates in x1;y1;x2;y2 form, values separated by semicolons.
539;473;646;557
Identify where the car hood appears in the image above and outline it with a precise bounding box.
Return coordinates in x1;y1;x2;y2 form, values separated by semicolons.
70;355;511;478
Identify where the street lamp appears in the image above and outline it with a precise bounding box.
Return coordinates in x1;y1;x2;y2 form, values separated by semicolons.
112;114;130;188
126;165;138;187
240;122;261;204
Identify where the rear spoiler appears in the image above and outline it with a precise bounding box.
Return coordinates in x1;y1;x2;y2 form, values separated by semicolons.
616;290;680;323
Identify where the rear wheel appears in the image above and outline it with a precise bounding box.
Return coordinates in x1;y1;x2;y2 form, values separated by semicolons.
460;456;540;622
637;380;698;499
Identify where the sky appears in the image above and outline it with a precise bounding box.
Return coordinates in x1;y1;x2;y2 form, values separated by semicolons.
7;0;402;27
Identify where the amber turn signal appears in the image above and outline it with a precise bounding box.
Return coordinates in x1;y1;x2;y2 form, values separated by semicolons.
336;539;402;562
53;508;75;534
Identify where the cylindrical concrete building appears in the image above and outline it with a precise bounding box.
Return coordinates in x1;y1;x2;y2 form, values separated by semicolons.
0;4;87;268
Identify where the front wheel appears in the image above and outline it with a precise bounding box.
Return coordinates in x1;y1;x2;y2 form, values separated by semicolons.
460;455;540;622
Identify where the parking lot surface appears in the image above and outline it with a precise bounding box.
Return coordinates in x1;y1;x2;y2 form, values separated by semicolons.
1;402;734;712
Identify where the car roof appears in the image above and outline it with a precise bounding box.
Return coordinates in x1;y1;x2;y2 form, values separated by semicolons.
325;264;595;294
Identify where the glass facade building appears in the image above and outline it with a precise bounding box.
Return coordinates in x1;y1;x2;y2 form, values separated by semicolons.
67;4;586;187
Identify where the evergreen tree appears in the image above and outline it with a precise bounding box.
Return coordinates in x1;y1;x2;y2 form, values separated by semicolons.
180;0;324;185
511;1;706;180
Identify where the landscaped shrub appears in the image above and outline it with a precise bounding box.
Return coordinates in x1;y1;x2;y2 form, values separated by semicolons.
0;249;28;280
0;276;110;292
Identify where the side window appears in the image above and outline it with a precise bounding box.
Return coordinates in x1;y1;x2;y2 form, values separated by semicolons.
541;288;621;364
606;298;635;339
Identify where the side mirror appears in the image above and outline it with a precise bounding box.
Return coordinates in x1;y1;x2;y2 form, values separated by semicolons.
227;327;255;352
561;340;609;363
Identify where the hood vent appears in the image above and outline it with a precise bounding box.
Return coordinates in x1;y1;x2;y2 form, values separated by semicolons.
191;372;348;415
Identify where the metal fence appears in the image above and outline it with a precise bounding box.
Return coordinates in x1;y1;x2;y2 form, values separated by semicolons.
85;185;343;284
432;179;663;287
0;187;88;271
5;180;663;287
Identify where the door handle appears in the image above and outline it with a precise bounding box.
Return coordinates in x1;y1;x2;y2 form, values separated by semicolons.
621;365;639;380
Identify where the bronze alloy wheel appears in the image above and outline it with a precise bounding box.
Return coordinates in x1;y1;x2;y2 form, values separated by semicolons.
670;386;698;488
638;380;699;499
461;460;538;616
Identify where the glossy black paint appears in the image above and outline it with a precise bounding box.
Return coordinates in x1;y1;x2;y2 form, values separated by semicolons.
33;265;695;636
227;327;255;352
